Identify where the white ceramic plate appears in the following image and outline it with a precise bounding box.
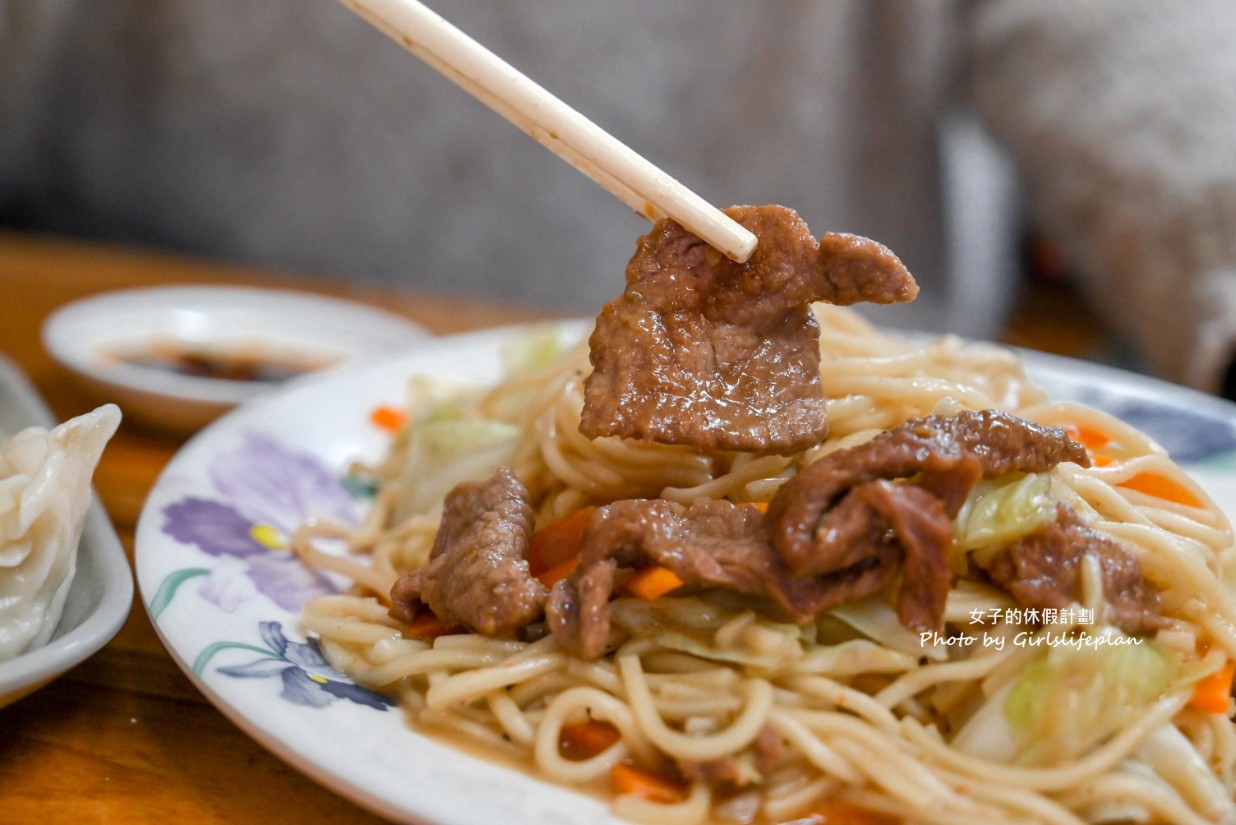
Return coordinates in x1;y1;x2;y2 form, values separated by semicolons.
43;286;430;433
0;353;133;708
134;322;1236;824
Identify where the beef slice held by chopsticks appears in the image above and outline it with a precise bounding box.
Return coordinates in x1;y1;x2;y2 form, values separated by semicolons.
580;204;917;455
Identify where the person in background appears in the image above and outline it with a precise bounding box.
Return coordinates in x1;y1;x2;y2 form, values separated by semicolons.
2;1;1235;396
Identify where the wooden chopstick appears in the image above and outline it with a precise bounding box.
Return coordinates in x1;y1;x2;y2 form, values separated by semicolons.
339;0;758;263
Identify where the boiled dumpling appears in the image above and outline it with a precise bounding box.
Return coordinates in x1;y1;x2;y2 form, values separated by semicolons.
0;404;121;661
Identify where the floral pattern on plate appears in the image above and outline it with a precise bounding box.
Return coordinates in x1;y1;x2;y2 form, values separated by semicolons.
197;620;393;711
146;430;391;710
150;432;351;615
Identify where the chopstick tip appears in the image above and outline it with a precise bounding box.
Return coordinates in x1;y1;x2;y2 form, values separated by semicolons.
727;230;758;264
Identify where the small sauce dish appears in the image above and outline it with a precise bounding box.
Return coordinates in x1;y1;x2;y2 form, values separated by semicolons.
43;286;430;433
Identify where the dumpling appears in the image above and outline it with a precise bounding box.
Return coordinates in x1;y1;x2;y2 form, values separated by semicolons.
0;404;121;661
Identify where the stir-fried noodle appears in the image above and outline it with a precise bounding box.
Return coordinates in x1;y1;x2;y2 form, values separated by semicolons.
294;306;1236;825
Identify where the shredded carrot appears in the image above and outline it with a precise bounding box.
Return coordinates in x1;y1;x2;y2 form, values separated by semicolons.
801;802;901;825
536;557;579;588
369;404;408;433
610;763;687;803
560;719;621;759
529;507;596;575
621;565;685;600
1118;472;1203;508
1090;450;1202;507
1063;424;1111;451
751;501;770;513
1190;660;1235;714
408;609;460;640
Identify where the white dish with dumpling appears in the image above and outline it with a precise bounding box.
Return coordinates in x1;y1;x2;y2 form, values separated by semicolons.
0;353;132;707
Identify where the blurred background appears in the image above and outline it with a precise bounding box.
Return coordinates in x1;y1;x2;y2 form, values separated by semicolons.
3;0;1236;394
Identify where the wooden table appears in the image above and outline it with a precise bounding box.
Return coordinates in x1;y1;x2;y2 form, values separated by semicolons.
0;231;1106;823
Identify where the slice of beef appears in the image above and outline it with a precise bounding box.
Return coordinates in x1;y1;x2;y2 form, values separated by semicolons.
393;413;1156;657
755;410;1090;633
544;556;619;661
766;409;1090;576
388;467;547;638
545;494;946;658
982;503;1165;635
579;204;917;456
546;498;770;659
845;480;954;633
545;499;678;659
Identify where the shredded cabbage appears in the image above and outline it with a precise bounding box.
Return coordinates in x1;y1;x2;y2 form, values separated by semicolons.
796;639;919;677
611;597;807;671
950;680;1021;763
653;628;803;671
403;375;471;424
953;628;1174;765
1002;628;1175;765
393;415;521;519
499;323;568;373
610;595;734;634
830;595;949;662
953;472;1057;567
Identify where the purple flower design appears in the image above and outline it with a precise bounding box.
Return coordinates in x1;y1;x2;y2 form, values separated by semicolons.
205;621;393;711
160;432;359;612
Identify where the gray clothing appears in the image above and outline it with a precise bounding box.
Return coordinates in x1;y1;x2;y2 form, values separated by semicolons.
970;0;1236;389
3;1;1236;392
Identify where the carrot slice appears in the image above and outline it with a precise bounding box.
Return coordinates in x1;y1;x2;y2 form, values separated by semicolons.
621;565;684;600
529;507;596;575
1063;424;1111;451
408;609;460;640
369;404;408;433
560;719;621;759
1118;472;1203;508
536;557;579;588
1091;450;1202;507
610;763;687;803
800;802;900;825
1190;660;1235;714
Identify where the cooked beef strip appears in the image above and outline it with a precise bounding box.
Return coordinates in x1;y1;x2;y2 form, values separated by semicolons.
846;480;954;633
549;412;1104;656
546;493;946;658
579;204;917;456
546;556;618;662
765;409;1091;576
545;500;674;659
758;410;1091;633
401;410;1161;655
547;499;770;659
388;467;546;638
982;503;1166;635
389;575;422;626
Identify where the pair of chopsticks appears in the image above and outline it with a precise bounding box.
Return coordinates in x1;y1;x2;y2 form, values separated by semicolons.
339;0;757;263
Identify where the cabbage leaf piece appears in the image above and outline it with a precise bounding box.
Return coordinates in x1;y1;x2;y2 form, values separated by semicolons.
1004;628;1174;765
